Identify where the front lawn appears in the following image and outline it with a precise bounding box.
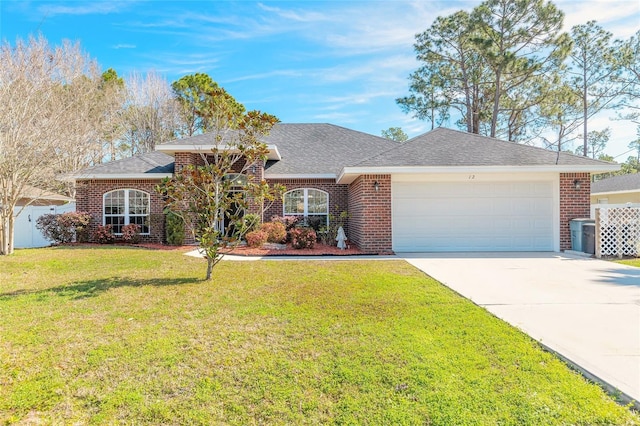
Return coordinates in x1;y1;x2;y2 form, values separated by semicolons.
1;248;637;425
616;258;640;268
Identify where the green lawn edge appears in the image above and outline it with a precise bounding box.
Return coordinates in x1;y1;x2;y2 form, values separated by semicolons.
1;247;638;425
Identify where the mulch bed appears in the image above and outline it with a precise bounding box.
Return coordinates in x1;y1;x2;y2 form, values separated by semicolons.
58;242;365;256
222;242;364;257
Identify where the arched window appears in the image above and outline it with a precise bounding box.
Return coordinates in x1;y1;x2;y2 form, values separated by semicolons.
103;189;150;234
283;188;329;229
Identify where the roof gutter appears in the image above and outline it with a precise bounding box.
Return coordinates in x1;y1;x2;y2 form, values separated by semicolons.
71;173;173;181
591;189;639;196
266;173;337;180
156;144;282;161
337;164;621;184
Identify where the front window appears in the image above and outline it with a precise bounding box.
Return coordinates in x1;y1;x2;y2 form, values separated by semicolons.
103;189;150;234
283;188;328;230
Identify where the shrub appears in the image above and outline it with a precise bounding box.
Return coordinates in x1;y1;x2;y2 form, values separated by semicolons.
120;224;141;243
36;211;92;244
306;216;325;233
94;225;115;244
261;221;286;243
240;213;261;235
290;227;316;249
35;214;61;243
270;215;300;232
246;230;268;248
165;212;185;246
319;209;350;246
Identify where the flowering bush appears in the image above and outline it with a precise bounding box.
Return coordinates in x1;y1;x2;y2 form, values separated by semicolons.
36;211;92;244
270;215;300;232
93;225;115;244
290;227;316;249
261;222;286;243
120;224;141;243
246;230;268;247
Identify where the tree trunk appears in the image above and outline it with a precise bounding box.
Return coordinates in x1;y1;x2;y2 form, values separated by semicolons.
582;65;588;157
205;257;214;281
1;212;11;255
8;214;14;255
491;71;501;138
582;97;588;157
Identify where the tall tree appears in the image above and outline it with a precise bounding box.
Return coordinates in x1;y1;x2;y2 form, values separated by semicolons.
172;73;222;137
381;127;408;142
612;30;640;120
574;128;610;159
0;35;103;255
539;82;583;152
566;21;619;156
157;87;283;280
397;10;492;134
120;70;182;155
629;126;640;161
99;68;127;162
471;0;569;138
397;66;451;130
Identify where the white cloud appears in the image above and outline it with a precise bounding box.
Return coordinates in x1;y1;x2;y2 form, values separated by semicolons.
559;0;640;39
223;70;304;83
257;3;330;23
39;1;132;16
112;44;136;49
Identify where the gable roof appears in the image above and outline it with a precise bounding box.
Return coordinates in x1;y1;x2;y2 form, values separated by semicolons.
156;130;283;161
73;151;174;180
337;128;619;183
73;125;620;182
262;123;398;176
355;128;615;167
592;173;640;194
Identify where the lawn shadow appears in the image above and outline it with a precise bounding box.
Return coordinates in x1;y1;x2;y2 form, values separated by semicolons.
0;276;203;300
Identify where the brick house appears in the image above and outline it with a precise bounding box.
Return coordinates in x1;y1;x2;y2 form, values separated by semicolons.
73;124;617;253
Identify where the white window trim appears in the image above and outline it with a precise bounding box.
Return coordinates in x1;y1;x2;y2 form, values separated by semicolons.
103;189;151;235
283;188;329;226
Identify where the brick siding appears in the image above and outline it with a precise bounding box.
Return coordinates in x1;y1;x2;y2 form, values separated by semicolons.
263;179;349;232
559;172;591;251
347;174;392;254
78;170;587;253
75;179;166;243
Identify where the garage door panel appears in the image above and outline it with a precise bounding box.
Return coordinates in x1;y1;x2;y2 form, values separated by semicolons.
392;180;555;252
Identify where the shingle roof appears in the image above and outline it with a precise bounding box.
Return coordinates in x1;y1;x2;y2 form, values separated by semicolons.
74;151;174;178
19;185;74;202
75;125;618;180
354;127;615;168
591;173;640;193
261;123;398;175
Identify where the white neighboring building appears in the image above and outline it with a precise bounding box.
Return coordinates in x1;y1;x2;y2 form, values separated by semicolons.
12;186;75;249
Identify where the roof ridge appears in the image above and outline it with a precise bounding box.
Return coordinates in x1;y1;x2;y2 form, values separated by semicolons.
81;151;162;172
409;127;617;166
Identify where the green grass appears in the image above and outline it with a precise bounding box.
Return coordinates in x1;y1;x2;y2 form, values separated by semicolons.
616;258;640;267
1;247;638;425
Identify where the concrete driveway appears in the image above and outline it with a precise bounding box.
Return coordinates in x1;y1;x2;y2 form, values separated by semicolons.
401;252;640;406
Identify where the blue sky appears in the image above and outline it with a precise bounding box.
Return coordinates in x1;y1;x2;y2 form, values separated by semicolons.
1;0;639;158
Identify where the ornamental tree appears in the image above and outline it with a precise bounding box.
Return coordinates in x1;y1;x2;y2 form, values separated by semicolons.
157;87;283;280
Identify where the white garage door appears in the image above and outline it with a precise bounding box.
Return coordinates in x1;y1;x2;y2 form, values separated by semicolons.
392;180;554;252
